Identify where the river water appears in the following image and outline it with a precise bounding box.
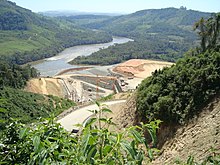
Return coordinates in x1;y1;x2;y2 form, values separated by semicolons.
33;37;132;76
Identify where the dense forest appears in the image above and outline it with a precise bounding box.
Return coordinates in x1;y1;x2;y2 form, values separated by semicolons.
0;61;37;88
137;13;220;125
71;39;190;65
69;8;212;65
0;0;112;65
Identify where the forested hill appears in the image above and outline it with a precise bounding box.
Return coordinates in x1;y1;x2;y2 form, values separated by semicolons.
69;8;212;65
0;0;112;65
76;7;210;38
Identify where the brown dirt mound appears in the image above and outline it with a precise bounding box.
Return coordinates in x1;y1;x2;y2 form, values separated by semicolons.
113;59;174;78
25;78;64;97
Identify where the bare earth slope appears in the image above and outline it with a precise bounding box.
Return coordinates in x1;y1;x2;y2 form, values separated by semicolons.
25;78;64;97
114;93;220;164
152;96;220;164
113;59;174;78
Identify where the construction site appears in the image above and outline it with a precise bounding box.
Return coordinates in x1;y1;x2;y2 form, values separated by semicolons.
25;59;174;103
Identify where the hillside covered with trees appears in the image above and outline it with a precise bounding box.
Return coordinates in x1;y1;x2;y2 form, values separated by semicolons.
0;0;112;65
137;13;220;125
69;8;211;65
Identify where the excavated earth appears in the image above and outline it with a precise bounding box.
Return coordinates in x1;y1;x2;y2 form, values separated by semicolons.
115;94;220;164
113;59;174;78
151;96;220;164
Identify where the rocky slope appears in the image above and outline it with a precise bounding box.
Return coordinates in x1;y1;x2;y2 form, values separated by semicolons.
117;94;220;164
152;95;220;164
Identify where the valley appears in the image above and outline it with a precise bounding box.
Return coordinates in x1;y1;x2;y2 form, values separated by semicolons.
0;0;220;164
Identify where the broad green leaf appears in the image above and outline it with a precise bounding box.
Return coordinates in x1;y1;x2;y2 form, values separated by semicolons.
187;155;194;165
121;141;136;159
33;136;40;152
19;127;28;139
84;117;97;128
0;108;6;113
81;128;90;154
95;101;100;107
103;145;112;156
130;129;144;143
102;108;112;113
148;149;154;161
99;118;107;123
87;145;97;162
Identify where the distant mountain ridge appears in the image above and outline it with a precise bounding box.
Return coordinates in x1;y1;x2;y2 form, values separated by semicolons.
69;8;212;65
0;0;112;64
39;10;123;17
82;7;211;38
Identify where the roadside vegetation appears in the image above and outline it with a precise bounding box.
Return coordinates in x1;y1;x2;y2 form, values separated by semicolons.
0;2;219;163
0;88;74;130
0;103;161;164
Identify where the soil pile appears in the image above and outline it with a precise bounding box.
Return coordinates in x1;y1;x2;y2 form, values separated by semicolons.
113;59;173;78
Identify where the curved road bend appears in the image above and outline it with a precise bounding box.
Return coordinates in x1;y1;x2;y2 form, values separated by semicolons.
57;100;126;132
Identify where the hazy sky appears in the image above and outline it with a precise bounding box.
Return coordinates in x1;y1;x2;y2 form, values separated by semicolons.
11;0;220;13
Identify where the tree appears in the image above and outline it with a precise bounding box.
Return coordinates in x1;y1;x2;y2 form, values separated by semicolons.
207;13;220;50
194;13;220;52
194;17;208;52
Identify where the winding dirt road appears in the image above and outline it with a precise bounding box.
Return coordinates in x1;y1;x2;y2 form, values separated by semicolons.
57;100;126;132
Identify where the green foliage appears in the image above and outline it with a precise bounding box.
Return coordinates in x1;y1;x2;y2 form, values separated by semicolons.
0;61;38;88
98;94;114;102
0;0;112;65
136;13;220;125
137;50;220;125
71;39;190;65
69;8;211;65
0;103;161;164
194;13;220;53
60;15;113;28
0;87;75;130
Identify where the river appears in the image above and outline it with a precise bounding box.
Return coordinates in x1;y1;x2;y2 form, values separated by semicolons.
33;37;132;76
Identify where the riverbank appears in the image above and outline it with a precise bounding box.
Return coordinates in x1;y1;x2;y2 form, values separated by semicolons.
32;37;132;77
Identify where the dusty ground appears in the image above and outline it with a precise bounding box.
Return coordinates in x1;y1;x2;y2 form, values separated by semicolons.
109;93;220;164
25;78;64;97
113;59;174;78
25;75;114;102
113;59;174;90
106;94;137;129
151;96;220;164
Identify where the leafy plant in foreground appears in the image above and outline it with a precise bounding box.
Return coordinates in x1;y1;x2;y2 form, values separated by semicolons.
0;102;161;164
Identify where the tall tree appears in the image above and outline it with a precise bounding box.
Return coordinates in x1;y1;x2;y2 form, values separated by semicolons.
194;13;220;52
207;13;220;49
194;17;208;52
